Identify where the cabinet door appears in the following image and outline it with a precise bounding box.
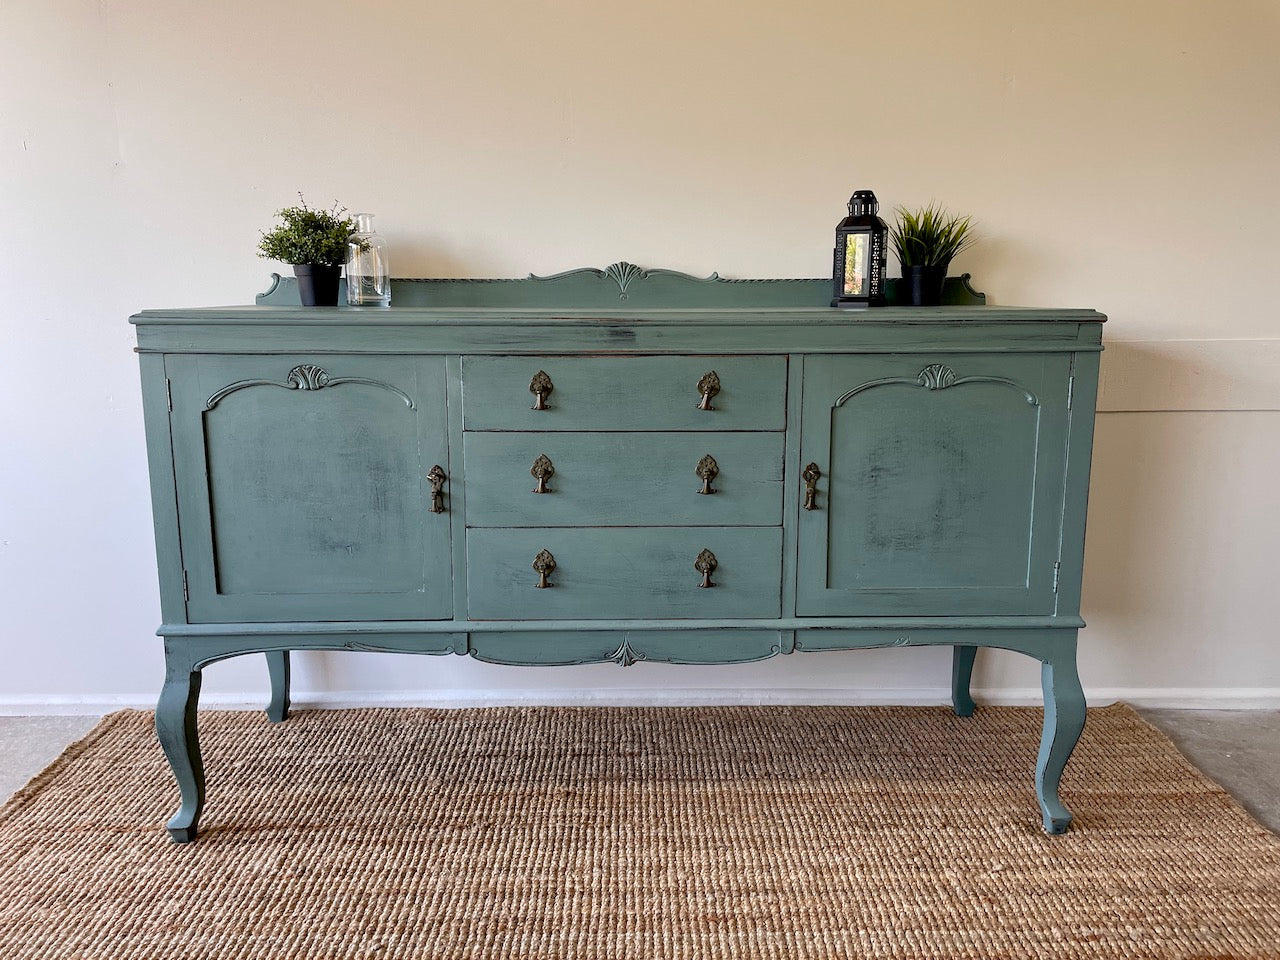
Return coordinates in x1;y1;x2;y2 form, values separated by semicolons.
796;354;1070;616
168;356;452;622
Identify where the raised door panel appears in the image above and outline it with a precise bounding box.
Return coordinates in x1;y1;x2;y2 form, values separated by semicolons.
168;356;452;622
796;354;1070;616
463;431;784;527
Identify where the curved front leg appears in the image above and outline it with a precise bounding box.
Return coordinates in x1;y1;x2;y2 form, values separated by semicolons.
1036;649;1086;834
156;659;205;843
951;645;977;717
266;650;290;723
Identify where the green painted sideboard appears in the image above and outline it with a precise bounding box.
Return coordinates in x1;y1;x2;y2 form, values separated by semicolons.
131;265;1105;842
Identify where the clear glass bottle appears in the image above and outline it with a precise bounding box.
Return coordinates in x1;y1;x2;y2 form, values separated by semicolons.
345;213;391;306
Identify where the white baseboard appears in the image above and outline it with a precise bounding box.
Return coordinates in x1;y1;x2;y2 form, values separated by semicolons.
2;686;1279;716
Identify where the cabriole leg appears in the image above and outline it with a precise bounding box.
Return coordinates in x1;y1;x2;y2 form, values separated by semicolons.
266;650;291;723
951;645;977;717
1036;648;1086;834
156;656;205;843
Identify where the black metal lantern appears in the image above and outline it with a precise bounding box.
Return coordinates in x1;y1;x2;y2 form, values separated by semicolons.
831;189;888;308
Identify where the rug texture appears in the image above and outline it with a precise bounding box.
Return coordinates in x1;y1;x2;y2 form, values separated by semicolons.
1;705;1277;959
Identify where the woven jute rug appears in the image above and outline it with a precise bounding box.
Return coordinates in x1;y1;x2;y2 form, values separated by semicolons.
1;705;1278;959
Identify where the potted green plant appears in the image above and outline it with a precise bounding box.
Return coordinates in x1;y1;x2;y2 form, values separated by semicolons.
257;196;368;306
889;203;976;306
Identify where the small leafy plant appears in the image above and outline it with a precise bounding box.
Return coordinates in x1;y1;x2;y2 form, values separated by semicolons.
257;195;367;267
889;203;976;269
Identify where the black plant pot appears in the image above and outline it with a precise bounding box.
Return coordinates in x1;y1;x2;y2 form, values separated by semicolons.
293;264;342;306
903;264;947;306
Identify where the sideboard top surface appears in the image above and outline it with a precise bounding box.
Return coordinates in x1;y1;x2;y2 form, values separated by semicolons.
131;269;1104;353
132;305;1106;324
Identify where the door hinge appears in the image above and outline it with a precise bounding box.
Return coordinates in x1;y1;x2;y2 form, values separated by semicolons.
166;378;173;412
1066;375;1074;411
182;569;189;603
1052;561;1061;593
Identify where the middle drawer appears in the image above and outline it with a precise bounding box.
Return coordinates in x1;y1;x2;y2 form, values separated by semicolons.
463;432;784;527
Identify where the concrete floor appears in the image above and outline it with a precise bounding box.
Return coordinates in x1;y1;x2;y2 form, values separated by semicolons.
0;716;100;804
0;709;1276;833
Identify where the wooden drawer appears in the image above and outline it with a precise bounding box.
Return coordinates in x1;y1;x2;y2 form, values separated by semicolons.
466;527;782;619
463;431;784;527
462;355;787;431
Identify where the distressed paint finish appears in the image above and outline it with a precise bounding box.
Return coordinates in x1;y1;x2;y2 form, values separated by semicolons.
461;355;787;432
1038;640;1087;834
155;644;204;844
133;268;1103;841
463;431;785;527
468;630;782;666
466;527;783;620
265;651;290;723
797;353;1071;617
253;267;989;310
166;355;453;623
952;645;977;718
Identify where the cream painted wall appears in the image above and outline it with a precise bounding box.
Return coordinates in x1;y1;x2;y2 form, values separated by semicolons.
2;0;1278;710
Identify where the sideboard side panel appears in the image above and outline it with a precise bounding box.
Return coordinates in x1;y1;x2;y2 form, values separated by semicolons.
1054;347;1102;617
139;353;187;624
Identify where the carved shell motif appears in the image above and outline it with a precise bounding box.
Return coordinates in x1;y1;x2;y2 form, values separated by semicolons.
916;363;958;390
608;635;645;667
287;364;331;390
604;261;646;299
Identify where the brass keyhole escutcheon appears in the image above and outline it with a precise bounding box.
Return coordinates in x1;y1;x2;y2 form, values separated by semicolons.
696;370;720;410
802;462;821;511
529;370;554;410
694;548;718;588
532;549;557;588
426;465;447;514
531;454;555;494
695;454;719;495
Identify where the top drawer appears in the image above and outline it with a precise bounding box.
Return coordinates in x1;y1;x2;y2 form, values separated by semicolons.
463;355;787;431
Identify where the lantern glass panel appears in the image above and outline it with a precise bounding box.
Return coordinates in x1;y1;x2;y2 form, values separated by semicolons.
842;233;870;298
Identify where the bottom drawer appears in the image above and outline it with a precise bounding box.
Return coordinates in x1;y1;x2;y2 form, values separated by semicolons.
467;527;782;620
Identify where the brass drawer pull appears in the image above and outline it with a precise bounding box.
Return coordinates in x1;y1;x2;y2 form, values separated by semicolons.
531;454;555;494
696;370;720;410
695;454;719;495
802;462;821;511
529;370;554;410
533;549;557;588
694;548;718;588
426;465;447;514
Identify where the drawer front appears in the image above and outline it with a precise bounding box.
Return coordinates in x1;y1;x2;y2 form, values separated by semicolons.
463;431;784;527
462;355;787;431
467;527;782;619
